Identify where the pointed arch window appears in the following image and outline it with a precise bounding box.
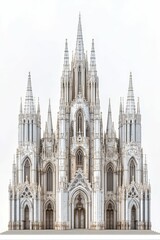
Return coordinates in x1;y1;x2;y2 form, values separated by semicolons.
130;159;135;183
76;110;83;135
76;149;83;169
24;159;30;183
107;166;113;191
47;166;53;191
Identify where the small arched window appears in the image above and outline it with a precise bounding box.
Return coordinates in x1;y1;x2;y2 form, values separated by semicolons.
76;110;83;135
130;159;135;183
24;159;30;183
47;166;53;191
107;166;113;191
76;149;83;169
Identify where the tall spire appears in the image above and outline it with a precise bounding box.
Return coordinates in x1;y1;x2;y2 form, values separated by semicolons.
24;72;35;114
126;72;135;114
106;99;113;137
90;39;96;73
75;13;84;61
47;99;53;137
63;39;69;72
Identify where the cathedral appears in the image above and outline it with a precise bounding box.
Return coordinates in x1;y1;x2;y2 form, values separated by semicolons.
8;15;151;230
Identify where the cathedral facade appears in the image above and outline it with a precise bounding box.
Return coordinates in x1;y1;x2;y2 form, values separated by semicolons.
8;16;151;230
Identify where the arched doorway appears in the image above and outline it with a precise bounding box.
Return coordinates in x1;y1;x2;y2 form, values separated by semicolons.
74;194;85;229
24;205;30;229
131;205;137;229
46;203;53;229
106;203;114;229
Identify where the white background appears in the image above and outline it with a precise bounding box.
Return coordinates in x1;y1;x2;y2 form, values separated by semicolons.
0;0;160;233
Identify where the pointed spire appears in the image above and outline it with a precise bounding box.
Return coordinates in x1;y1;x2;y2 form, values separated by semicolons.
90;39;96;71
63;39;69;72
126;72;136;114
13;154;15;165
24;72;35;114
106;99;113;137
119;97;123;115
20;98;22;114
75;13;84;61
47;99;53;137
37;97;40;114
137;97;140;114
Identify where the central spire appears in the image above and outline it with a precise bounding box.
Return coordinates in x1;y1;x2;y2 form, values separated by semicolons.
75;13;84;61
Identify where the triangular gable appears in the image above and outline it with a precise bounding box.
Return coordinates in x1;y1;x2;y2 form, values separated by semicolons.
68;168;92;192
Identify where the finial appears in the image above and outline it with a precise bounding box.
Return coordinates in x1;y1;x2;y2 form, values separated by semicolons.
130;71;132;80
86;51;88;61
37;97;40;114
47;98;53;136
13;154;15;164
119;97;123;115
145;154;147;164
106;98;113;137
48;98;51;112
20;97;23;114
108;98;111;113
137;97;140;114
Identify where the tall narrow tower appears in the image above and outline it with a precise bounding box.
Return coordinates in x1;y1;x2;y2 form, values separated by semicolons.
118;73;151;230
8;73;41;230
